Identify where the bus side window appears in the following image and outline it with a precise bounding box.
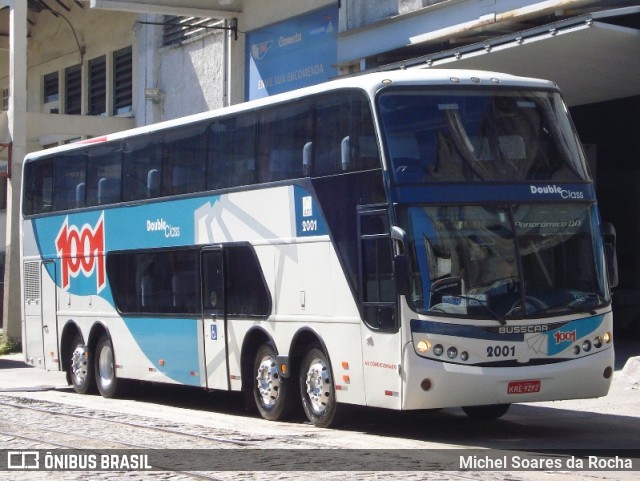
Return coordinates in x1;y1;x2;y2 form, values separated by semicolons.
53;152;87;212
225;245;271;317
162;125;207;196
260;101;310;182
314;95;349;175
24;159;54;215
314;92;380;176
208;114;257;190
86;143;122;206
123;135;161;201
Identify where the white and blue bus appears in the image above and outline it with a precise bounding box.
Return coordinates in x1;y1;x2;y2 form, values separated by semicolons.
21;70;618;427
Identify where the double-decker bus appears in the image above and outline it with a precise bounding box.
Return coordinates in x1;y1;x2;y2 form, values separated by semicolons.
20;70;618;427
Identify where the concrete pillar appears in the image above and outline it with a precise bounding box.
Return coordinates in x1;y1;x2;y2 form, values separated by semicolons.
3;0;27;343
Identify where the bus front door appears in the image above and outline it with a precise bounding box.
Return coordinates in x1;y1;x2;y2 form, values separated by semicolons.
201;249;230;390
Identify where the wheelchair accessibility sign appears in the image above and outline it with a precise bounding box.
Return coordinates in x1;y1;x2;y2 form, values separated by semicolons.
210;323;217;341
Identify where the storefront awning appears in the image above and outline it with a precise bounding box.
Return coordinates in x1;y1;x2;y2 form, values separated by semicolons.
385;7;640;107
89;0;241;18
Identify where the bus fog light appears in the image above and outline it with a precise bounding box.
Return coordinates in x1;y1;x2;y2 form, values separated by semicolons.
582;340;592;352
593;336;603;349
603;366;613;379
433;344;444;356
460;351;469;362
447;347;458;359
573;345;581;355
420;379;432;391
416;340;431;353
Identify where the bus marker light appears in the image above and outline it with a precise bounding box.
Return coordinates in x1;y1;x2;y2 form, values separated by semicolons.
159;359;165;366
280;364;287;374
420;379;432;391
341;361;349;369
343;375;350;383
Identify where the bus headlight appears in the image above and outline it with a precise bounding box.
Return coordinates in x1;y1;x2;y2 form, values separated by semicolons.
433;344;444;356
416;340;431;353
447;347;458;359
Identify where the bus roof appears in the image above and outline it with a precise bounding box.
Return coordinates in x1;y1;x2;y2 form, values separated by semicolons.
24;68;557;161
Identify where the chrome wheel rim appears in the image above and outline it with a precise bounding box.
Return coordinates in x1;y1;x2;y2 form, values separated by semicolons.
71;345;88;384
305;357;331;415
256;354;280;408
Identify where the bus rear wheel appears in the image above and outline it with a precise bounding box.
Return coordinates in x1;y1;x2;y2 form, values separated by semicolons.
69;334;95;394
299;346;340;428
94;333;120;398
462;404;511;420
253;343;292;421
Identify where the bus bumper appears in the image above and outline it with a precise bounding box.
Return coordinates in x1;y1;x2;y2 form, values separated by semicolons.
401;346;614;410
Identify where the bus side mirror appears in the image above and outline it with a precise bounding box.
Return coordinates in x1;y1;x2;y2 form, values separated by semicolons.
602;222;619;288
394;254;411;296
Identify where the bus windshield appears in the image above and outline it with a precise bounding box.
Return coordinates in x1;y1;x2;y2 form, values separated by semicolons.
402;203;610;320
378;89;590;183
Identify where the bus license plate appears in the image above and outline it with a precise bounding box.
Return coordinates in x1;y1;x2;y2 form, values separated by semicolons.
507;380;541;394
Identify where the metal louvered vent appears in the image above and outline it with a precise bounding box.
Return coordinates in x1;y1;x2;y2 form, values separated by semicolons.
162;16;221;46
24;262;41;303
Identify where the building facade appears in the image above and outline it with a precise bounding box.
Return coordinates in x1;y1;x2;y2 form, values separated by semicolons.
1;0;639;339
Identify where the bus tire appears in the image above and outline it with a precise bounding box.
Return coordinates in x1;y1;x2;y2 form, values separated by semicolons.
299;346;340;428
462;403;511;420
69;334;95;394
94;333;120;398
253;343;292;421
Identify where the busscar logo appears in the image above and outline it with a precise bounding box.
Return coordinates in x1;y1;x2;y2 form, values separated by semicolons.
55;213;106;293
499;325;548;334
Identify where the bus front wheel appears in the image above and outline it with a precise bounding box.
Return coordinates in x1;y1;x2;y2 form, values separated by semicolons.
253;343;292;421
94;333;120;398
69;334;95;394
299;346;340;428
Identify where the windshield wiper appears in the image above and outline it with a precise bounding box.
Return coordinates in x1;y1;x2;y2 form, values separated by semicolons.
527;297;602;318
507;294;602;316
429;291;506;325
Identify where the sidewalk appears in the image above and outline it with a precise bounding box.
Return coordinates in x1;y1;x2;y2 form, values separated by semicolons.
0;353;68;392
